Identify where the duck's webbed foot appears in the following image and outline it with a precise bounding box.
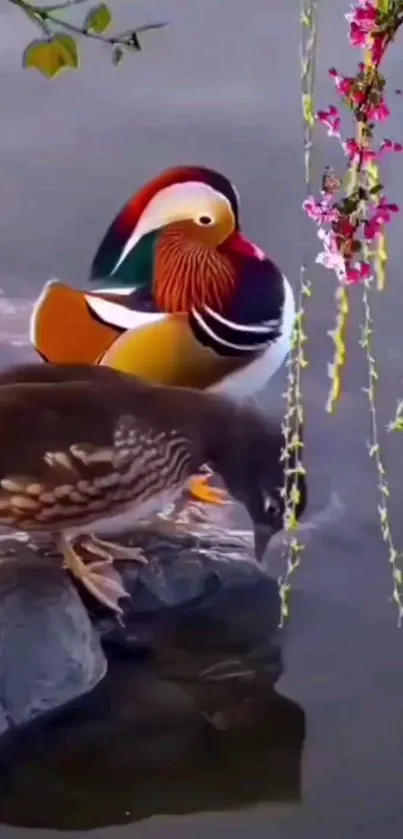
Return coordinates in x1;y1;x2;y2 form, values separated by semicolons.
60;532;147;616
187;466;229;507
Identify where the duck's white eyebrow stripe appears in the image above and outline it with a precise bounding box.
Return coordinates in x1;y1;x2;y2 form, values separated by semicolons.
191;308;271;351
203;304;280;332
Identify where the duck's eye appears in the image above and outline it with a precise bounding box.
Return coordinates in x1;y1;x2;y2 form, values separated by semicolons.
263;493;280;515
196;215;214;226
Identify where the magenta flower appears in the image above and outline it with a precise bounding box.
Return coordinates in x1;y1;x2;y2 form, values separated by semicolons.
307;0;402;298
368;100;390;121
346;1;378;48
370;33;389;65
316;105;341;137
329;68;354;98
379;139;403;155
342;138;376;165
316;229;347;282
345;260;373;284
303;196;340;225
365;198;399;240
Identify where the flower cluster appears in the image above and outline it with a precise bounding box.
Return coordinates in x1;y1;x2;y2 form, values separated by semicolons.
303;0;403;624
304;0;403;288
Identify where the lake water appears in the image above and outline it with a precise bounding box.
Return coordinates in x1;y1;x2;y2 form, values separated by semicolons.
1;0;403;836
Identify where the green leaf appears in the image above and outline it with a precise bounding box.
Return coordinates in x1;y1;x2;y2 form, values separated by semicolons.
84;3;112;35
302;93;315;127
301;9;312;27
111;44;124;66
22;35;79;78
52;33;79;69
374;230;388;291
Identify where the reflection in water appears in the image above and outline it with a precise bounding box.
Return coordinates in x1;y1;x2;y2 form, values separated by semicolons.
0;661;305;831
0;528;306;831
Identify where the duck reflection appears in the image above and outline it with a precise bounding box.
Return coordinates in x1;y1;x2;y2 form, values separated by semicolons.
0;660;305;831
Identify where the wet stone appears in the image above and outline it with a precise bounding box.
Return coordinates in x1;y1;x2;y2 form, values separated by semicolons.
0;519;288;830
0;522;285;738
0;547;107;736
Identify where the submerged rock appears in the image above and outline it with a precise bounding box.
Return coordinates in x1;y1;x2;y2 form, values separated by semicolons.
0;681;305;830
0;516;290;829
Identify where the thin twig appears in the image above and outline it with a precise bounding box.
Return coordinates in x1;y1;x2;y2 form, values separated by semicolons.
8;0;168;48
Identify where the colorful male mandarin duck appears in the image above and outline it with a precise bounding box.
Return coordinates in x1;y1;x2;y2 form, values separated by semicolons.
30;165;295;506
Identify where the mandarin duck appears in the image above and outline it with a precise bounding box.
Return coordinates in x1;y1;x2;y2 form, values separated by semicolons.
30;165;295;508
0;362;306;616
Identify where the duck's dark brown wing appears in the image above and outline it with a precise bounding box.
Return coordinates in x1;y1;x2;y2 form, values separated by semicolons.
0;361;136;389
0;380;195;532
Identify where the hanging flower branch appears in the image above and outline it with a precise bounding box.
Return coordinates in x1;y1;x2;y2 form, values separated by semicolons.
278;0;318;623
304;0;403;409
304;0;403;623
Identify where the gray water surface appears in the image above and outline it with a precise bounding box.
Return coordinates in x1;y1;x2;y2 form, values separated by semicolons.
1;0;403;836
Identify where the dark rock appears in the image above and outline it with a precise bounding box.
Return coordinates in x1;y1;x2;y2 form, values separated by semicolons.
85;520;284;706
0;547;107;736
0;517;291;830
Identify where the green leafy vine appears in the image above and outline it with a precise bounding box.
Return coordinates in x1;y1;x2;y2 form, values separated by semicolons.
278;0;319;623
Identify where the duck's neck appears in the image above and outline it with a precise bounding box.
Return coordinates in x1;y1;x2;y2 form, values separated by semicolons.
153;228;236;313
94;230;156;293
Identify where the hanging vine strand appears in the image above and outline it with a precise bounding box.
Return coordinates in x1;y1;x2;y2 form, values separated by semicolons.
278;0;319;624
360;281;403;624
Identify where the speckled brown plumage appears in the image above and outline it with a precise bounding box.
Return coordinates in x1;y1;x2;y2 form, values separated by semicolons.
0;362;308;616
0;365;215;532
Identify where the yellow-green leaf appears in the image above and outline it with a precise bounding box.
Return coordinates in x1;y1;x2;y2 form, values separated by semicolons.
375;231;388;291
22;36;78;78
53;33;79;69
84;3;112;34
302;93;315;127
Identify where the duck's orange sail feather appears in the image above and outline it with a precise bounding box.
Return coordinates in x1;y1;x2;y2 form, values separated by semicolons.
31;282;122;364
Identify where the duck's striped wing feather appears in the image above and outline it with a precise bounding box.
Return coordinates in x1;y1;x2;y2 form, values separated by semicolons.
188;256;286;357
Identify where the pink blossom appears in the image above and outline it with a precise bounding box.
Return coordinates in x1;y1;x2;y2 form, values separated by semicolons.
367;100;390;121
329;68;354;98
328;67;368;107
364;198;399;239
379;138;403;155
345;260;373;284
370;33;389;65
342;138;376;165
346;1;378;49
303;195;340;225
350;1;377;28
316;105;341;137
316;229;347;281
309;2;402;290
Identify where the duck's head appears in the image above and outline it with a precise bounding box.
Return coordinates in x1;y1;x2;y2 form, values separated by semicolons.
90;165;264;312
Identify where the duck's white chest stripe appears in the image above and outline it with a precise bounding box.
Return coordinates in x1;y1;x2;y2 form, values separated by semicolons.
190;306;277;352
208;276;296;399
189;293;285;356
202;304;280;333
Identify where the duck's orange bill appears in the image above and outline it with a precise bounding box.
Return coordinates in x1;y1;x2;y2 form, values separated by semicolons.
31;282;121;364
